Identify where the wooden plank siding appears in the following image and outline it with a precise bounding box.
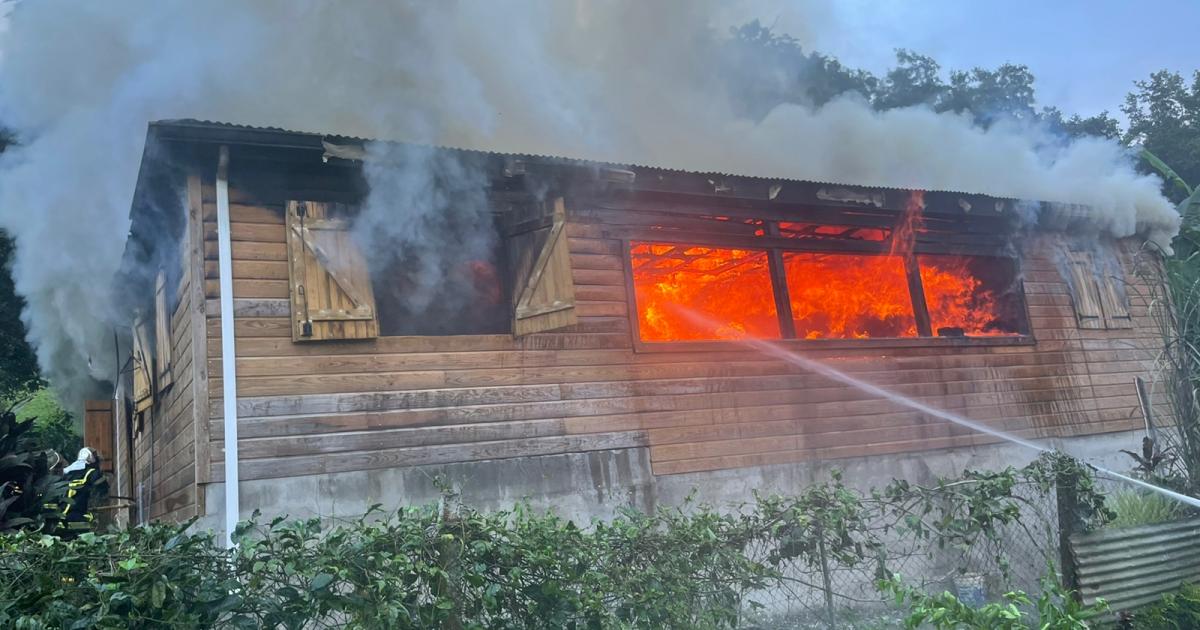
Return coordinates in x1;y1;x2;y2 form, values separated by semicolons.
126;177;206;524
200;186;1160;483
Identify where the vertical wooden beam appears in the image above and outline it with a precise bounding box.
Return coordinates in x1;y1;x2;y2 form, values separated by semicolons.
187;172;212;509
904;254;934;337
621;239;645;349
765;222;797;339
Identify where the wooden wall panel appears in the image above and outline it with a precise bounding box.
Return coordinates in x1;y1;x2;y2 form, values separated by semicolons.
127;174;207;524
198;189;1160;483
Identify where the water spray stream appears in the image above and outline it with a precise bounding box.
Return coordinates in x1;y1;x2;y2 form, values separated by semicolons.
673;306;1200;510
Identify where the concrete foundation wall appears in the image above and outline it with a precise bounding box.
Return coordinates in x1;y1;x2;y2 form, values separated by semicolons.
197;429;1144;531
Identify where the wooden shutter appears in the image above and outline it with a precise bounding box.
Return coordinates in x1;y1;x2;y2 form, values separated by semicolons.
83;400;114;473
1097;249;1134;329
1064;245;1133;330
1065;251;1104;329
154;269;172;391
285;200;379;341
510;197;578;336
132;316;154;412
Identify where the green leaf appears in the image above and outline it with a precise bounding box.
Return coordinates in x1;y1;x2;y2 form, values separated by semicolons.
1141;148;1192;197
207;593;242;615
151;580;166;608
309;572;335;592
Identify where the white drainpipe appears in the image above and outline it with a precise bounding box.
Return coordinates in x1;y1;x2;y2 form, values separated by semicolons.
215;145;241;546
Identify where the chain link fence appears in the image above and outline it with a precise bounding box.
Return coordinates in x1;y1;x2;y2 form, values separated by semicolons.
739;474;1084;629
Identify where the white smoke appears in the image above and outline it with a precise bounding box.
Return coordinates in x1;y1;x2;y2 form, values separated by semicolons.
0;1;1180;407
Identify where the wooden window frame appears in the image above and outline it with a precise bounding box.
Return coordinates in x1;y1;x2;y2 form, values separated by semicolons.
621;223;1034;353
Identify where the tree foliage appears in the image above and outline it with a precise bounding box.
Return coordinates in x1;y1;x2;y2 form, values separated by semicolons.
725;25;1122;144
0;231;38;401
0;130;40;403
1124;70;1200;204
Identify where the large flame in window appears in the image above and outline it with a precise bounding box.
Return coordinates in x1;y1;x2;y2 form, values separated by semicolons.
630;232;1025;342
782;252;917;339
630;243;779;341
919;254;1023;336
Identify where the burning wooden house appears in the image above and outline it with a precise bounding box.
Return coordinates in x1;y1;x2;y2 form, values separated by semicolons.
107;120;1161;531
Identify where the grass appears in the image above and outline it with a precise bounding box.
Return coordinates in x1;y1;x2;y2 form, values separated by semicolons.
1106;490;1183;529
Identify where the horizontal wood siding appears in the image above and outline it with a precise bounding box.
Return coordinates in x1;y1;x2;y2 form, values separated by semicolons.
204;188;1159;481
128;204;200;524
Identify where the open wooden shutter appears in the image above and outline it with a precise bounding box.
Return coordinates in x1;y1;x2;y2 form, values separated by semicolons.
131;316;154;413
285;200;379;341
1065;251;1104;329
510;197;577;336
1097;249;1134;329
153;269;172;391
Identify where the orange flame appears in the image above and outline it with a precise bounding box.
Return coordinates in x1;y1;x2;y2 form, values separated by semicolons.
919;254;1019;336
631;202;1022;342
631;243;779;341
783;252;916;339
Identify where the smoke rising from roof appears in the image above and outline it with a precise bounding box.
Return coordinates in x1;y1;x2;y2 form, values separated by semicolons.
0;1;1180;407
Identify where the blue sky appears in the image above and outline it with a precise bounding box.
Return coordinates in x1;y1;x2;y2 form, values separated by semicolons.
807;0;1200;122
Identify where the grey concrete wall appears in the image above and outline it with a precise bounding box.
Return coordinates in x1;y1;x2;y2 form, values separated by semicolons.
196;429;1145;532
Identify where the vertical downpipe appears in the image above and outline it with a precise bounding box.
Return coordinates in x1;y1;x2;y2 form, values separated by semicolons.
215;146;241;547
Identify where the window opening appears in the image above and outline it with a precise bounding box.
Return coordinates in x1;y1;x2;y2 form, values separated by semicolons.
630;242;779;341
781;252;916;339
917;254;1026;337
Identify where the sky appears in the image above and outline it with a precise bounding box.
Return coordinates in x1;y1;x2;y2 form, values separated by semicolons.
728;0;1200;123
0;0;1195;121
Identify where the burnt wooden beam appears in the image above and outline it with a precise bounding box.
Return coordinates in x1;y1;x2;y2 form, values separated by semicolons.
766;222;797;339
903;254;934;338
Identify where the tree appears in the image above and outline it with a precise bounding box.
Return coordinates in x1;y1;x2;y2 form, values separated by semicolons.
0;131;41;401
1123;70;1200;204
874;50;946;111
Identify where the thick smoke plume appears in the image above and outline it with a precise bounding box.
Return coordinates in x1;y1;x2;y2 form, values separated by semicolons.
0;1;1181;407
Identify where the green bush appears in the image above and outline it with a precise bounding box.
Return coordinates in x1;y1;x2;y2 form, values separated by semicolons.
0;482;874;630
0;456;1120;628
880;568;1107;629
1133;583;1200;629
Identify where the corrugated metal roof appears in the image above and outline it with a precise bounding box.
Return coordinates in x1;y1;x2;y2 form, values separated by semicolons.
150;119;1021;201
1070;517;1200;612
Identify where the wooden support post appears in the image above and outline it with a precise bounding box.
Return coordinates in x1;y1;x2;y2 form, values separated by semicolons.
766;222;797;339
903;254;933;337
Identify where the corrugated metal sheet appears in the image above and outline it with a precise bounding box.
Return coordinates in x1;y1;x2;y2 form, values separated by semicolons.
151;119;1023;198
1070;517;1200;612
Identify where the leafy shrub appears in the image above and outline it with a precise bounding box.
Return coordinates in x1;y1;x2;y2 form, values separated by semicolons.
0;456;1119;628
0;525;239;629
1133;583;1200;629
0;480;874;630
880;568;1107;629
1107;490;1184;529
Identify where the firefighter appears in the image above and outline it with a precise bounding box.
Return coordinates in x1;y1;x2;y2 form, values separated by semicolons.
60;447;109;525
